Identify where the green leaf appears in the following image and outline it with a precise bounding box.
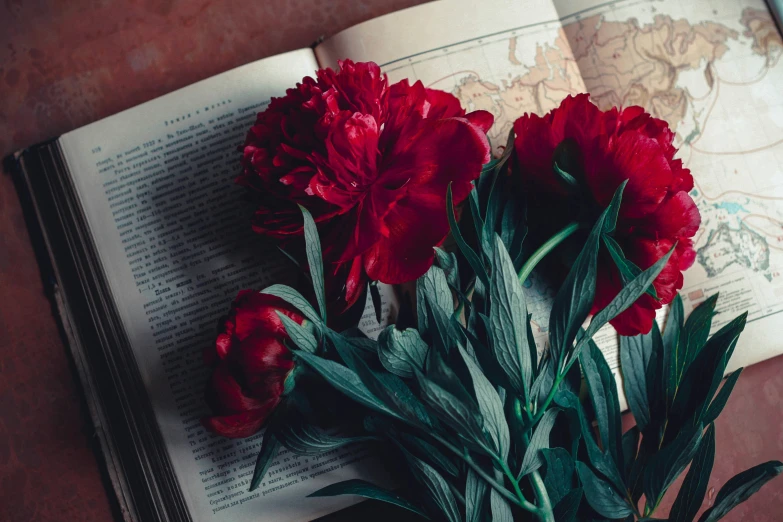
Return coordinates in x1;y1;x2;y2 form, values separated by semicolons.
308;479;429;519
500;197;527;271
694;315;746;424
249;432;280;491
580;339;624;468
293;350;399;419
702;369;742;425
400;432;459;478
490;488;514;522
369;282;382;325
275;422;371;456
553;487;582;522
582;244;675;344
488;234;533;399
330;333;434;428
643;423;704;506
664;294;684;408
424;298;455;357
668;314;746;437
576;461;632;519
426;341;475;404
680;294;719;372
669;424;715;522
601;179;628;235
298;204;326;322
419;265;454;328
342;332;378;356
447;184;489;286
407;452;462;522
378;326;429;378
532;355;555;408
459;345;510;460
621;427;640;482
542;448;575;505
261;285;321;325
484;131;514;218
469;184;485;234
554;390;626;494
518;408;560;478
434;248;460;290
548;215;601;366
665;295;720;414
553;161;580;190
620;329;658;432
276;313;318;354
628;443;650;504
465;469;487;522
603;235;658;299
413;369;486;448
698;460;783;522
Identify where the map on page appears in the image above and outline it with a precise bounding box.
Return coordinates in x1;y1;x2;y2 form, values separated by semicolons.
383;0;783;353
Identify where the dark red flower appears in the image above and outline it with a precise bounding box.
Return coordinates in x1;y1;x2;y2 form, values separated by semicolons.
513;94;700;335
201;290;302;438
239;60;493;310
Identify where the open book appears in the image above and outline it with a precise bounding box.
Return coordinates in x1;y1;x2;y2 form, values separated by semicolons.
11;0;783;521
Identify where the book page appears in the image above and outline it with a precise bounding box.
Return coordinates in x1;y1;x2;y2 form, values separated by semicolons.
59;48;390;522
317;0;783;380
552;0;783;371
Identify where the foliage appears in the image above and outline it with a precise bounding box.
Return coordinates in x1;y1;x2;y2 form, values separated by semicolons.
249;153;780;521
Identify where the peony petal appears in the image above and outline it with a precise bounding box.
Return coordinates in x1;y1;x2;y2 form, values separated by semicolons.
380;79;429;154
309;111;380;209
513;113;563;193
549;94;614;150
363;117;490;283
587;132;673;218
465;110;495;134
424;88;466;119
343;256;366;308
318;60;388;122
623;237;684;304
230;292;302;341
636;191;701;240
362;191;447;284
210;364;264;413
322;202;384;263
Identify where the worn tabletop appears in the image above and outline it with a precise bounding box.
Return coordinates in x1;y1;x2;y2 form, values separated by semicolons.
1;1;782;521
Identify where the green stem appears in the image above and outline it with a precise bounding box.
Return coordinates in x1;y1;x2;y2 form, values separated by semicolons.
512;399;556;522
497;459;541;515
517;221;582;284
430;434;536;513
530;470;555;522
453;279;476;320
528;337;587;427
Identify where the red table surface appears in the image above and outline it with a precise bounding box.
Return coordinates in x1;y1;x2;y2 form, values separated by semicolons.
1;1;781;521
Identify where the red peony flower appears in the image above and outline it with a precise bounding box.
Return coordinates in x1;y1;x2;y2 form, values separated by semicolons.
513;94;700;335
201;290;302;438
238;60;493;310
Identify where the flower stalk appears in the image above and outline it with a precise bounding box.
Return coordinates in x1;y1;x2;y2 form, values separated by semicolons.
517;221;582;284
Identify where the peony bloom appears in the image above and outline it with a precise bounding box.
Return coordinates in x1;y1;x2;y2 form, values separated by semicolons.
513;94;700;335
238;60;493;311
201;290;302;438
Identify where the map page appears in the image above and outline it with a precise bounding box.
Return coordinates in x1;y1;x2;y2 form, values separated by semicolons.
318;0;783;380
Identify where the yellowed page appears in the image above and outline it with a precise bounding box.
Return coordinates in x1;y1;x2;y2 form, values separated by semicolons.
59;48;389;522
318;0;783;379
551;0;783;372
317;0;586;150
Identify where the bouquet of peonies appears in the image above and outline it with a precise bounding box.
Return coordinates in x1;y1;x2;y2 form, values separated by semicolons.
201;61;781;521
